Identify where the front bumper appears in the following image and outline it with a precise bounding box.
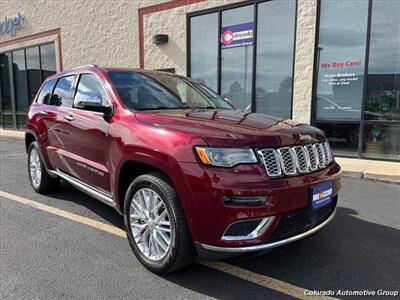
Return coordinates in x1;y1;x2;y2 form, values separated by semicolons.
195;205;336;259
179;161;341;251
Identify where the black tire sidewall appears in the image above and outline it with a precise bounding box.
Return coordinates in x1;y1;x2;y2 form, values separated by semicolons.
123;175;179;273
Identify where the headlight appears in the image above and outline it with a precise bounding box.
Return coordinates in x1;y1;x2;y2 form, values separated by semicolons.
195;147;258;167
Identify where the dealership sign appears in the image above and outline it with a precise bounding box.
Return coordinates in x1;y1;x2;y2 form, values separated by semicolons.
0;13;25;37
221;22;254;49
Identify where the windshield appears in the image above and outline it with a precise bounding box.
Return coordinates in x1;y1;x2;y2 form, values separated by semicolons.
107;71;233;110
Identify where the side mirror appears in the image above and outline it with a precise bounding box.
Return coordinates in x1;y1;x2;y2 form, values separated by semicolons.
75;91;102;108
224;97;236;109
75;91;113;117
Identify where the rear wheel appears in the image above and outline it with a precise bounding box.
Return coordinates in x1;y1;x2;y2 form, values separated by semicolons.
124;172;194;274
28;142;59;193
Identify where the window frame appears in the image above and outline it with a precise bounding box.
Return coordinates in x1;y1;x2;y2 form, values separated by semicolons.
186;0;298;117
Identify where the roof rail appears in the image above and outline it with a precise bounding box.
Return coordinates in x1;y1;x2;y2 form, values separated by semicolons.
62;64;99;72
76;64;98;68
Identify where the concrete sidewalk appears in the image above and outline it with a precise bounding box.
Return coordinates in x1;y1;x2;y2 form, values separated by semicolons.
335;157;400;184
0;129;25;139
1;129;399;184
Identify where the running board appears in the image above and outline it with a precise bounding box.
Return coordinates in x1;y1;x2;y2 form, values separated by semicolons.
49;169;118;211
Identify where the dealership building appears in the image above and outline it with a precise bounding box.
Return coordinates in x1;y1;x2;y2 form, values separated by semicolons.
1;0;399;161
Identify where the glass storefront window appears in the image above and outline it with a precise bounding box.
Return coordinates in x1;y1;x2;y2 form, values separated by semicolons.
362;123;400;160
221;5;254;111
365;0;400;121
1;42;57;129
12;49;29;128
315;122;360;157
315;0;368;121
255;0;296;118
188;1;296;117
314;0;400;160
40;43;56;80
0;53;13;128
190;13;218;91
26;46;42;103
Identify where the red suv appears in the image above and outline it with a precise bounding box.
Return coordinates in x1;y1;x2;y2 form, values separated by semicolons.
26;66;341;273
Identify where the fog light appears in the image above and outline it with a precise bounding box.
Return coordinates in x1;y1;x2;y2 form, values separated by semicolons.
222;217;275;241
223;196;268;206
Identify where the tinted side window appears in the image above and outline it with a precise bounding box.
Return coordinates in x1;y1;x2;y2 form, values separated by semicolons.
36;79;56;104
74;74;108;109
50;75;75;107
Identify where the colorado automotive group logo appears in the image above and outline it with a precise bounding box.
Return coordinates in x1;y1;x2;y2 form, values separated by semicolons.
220;22;254;49
221;30;234;45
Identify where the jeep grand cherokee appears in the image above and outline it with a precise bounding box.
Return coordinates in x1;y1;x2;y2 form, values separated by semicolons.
26;66;341;274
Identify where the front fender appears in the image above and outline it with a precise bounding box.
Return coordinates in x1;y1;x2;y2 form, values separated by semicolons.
112;146;198;239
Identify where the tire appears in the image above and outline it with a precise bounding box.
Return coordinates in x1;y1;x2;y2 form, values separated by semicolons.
27;142;60;194
123;172;194;274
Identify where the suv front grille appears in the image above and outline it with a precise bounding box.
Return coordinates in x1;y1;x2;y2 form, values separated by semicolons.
258;141;333;177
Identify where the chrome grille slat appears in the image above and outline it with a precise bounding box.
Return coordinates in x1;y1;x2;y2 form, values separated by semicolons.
315;143;326;167
257;149;282;177
322;141;332;164
293;146;309;173
305;144;318;171
258;141;332;177
277;147;297;175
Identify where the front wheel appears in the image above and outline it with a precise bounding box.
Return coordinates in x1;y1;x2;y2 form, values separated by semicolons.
28;142;59;193
124;172;194;274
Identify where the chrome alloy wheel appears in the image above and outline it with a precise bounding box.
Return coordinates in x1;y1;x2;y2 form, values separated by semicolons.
130;188;172;261
29;148;42;188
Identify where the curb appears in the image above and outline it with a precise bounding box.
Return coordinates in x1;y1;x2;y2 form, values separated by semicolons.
341;171;400;185
336;156;400;185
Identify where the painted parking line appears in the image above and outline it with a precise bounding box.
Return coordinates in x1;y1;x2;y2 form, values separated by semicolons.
0;190;336;300
0;190;126;238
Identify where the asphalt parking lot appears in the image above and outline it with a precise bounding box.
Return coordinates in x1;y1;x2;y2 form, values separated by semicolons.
1;137;399;299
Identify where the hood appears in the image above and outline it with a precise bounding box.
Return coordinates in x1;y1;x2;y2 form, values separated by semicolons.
134;109;325;147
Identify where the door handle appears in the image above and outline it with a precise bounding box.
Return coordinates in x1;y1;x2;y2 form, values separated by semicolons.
64;115;74;121
39;111;47;116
